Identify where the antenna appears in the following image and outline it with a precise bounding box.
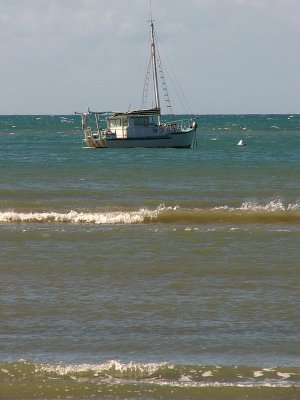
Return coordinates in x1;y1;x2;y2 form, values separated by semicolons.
150;0;153;22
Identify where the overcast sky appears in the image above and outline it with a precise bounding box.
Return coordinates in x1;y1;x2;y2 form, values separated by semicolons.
1;0;299;114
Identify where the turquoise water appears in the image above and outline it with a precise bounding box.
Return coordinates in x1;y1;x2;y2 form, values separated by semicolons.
0;114;300;399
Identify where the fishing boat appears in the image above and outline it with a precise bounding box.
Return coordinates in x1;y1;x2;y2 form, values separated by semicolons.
77;19;197;149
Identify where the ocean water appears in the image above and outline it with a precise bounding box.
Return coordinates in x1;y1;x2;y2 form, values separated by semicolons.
0;114;299;399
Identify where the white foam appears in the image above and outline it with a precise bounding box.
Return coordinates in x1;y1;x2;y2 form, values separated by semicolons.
0;204;182;225
34;361;300;389
277;372;290;379
38;360;166;376
179;375;193;382
147;379;296;388
202;370;213;377
287;202;300;211
213;200;300;213
240;200;286;211
0;209;157;225
1;368;9;374
1;200;299;226
253;370;264;377
212;205;232;211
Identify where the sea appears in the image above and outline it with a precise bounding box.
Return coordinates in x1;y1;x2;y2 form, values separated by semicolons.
0;114;299;400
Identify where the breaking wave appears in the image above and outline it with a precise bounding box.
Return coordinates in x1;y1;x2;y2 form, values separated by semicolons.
35;359;300;387
1;360;299;399
0;201;300;225
0;209;149;224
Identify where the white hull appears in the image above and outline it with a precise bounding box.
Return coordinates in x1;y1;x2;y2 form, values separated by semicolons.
84;128;196;149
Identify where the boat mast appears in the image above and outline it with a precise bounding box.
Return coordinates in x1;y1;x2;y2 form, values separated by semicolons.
150;20;160;112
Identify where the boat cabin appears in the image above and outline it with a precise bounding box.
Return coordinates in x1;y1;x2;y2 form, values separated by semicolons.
106;109;164;139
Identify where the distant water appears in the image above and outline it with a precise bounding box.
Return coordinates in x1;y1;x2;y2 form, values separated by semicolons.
1;114;299;399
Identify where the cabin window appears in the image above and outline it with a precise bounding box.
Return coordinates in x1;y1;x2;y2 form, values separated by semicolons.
134;117;149;126
109;118;122;128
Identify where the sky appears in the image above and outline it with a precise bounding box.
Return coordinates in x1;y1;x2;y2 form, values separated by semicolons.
1;0;300;115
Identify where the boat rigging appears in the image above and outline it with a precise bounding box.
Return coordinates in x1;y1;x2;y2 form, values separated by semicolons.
76;15;197;149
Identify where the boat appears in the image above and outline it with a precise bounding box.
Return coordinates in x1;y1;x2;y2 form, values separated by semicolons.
237;139;246;146
76;19;197;149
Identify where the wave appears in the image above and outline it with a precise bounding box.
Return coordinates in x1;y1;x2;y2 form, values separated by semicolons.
36;360;300;386
0;209;149;224
0;201;300;225
1;360;299;399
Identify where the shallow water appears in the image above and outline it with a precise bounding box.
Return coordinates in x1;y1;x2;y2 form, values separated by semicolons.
1;114;299;399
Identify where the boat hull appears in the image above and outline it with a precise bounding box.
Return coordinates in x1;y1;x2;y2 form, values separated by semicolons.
84;128;196;149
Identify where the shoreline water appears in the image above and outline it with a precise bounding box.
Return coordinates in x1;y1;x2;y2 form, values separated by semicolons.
1;114;299;399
